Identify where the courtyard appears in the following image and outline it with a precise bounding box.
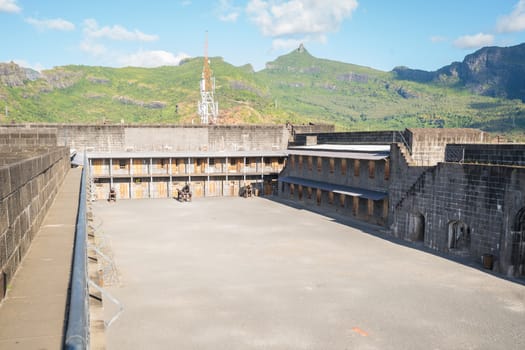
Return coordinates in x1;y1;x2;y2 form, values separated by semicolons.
92;197;525;350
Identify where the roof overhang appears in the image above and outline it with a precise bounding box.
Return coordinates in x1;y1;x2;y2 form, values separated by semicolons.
279;176;388;200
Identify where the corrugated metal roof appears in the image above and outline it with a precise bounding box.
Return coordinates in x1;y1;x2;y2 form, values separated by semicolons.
290;144;391;152
87;150;288;159
286;149;389;160
279;176;388;200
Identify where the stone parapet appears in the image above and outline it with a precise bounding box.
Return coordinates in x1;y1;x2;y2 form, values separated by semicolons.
0;147;69;300
0;127;57;147
1;124;291;152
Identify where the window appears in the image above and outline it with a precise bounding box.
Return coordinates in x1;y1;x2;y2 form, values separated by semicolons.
328;191;334;204
368;199;374;217
384;159;390;180
339;193;345;207
354;160;360;177
298;155;303;168
308;156;313;171
307;187;312;199
317;157;322;172
119;159;126;169
368;160;375;179
341;159;347;175
329;158;335;173
352;196;359;216
448;221;471;250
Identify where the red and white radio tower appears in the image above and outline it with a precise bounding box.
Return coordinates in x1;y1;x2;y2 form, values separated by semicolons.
198;31;218;124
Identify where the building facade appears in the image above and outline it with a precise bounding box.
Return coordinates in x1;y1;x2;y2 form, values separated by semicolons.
88;151;286;200
278;145;390;226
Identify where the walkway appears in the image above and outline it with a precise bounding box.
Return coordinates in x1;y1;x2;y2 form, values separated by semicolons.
0;167;81;349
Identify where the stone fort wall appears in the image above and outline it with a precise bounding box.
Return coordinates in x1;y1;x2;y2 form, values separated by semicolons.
1;124;294;152
0;128;69;301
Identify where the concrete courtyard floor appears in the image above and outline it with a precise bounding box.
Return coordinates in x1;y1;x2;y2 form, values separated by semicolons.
92;197;525;350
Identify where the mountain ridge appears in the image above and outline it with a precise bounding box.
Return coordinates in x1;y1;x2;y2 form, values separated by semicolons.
0;44;524;139
393;43;525;102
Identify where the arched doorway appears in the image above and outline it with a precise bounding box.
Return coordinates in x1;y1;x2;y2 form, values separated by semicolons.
407;212;425;242
447;220;471;250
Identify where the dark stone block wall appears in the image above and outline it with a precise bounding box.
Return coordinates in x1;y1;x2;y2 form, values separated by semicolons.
446;144;525;166
391;160;525;275
0;147;69;300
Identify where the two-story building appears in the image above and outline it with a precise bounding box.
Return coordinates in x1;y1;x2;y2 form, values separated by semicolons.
278;144;390;226
88;151;287;200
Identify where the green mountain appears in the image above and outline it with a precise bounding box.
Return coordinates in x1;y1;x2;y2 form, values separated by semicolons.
1;44;525;139
394;43;525;102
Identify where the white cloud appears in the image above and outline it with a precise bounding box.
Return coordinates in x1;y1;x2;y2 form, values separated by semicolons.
430;35;447;43
217;0;240;22
78;18;188;68
246;0;358;37
220;12;239;22
26;17;75;31
497;0;525;33
79;40;107;56
83;18;158;42
0;0;21;13
453;33;494;49
118;50;191;67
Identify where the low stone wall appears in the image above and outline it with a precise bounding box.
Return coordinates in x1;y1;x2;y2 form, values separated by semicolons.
0;147;70;300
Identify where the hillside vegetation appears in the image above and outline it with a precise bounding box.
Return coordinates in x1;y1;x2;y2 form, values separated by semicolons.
1;45;525;138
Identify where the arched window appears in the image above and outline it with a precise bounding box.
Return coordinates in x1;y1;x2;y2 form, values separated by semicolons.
447;220;471;250
408;212;425;242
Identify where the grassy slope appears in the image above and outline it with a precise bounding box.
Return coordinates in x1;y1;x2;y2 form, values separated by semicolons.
1;49;525;139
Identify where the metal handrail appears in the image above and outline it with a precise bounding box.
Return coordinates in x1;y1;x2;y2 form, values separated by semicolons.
397;131;412;154
64;161;90;349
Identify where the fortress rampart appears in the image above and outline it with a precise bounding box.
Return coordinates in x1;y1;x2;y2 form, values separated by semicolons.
0;128;69;300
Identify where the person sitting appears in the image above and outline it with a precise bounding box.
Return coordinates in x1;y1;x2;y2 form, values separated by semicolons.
108;187;116;202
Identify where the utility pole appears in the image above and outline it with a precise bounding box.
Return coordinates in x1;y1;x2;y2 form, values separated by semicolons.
197;31;219;124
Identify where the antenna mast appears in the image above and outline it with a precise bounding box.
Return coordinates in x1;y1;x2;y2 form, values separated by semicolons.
198;31;219;124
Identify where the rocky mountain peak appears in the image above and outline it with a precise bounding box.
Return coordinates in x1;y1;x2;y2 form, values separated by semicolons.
0;62;41;87
393;43;525;101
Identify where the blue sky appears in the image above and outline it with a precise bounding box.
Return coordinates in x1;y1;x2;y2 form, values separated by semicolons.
1;0;525;72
